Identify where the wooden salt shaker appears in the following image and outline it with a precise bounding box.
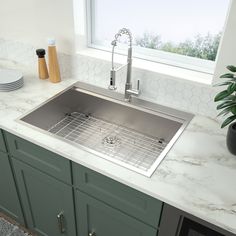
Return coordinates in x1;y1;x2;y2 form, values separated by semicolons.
36;49;49;80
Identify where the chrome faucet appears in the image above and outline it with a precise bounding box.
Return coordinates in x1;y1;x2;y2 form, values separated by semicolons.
109;28;140;101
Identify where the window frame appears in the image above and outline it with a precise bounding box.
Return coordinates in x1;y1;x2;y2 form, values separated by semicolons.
85;0;230;75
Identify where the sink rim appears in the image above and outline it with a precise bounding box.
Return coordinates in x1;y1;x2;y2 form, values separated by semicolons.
16;81;194;177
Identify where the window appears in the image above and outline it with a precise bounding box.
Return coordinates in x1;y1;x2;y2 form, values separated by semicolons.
87;0;230;74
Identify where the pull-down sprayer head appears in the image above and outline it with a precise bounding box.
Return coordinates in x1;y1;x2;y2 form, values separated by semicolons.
110;28;133;90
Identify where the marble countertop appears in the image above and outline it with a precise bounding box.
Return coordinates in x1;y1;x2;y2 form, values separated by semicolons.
0;61;236;234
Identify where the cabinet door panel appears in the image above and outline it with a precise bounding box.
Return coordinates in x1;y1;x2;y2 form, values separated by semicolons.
73;163;163;228
12;158;76;236
4;132;71;184
0;129;7;152
76;190;157;236
0;152;24;224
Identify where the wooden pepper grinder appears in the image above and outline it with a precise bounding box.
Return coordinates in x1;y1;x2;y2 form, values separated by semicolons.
36;49;49;80
48;39;61;83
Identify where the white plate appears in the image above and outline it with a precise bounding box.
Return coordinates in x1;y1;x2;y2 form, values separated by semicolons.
0;83;24;92
0;80;24;88
0;85;24;91
0;86;23;91
0;77;24;86
0;83;23;89
0;69;23;85
0;79;23;85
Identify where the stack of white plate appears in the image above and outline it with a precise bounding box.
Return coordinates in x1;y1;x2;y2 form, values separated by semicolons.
0;69;24;92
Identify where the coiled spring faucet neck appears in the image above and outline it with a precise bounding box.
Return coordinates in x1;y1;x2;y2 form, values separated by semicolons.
112;28;133;46
111;28;132;70
109;28;140;101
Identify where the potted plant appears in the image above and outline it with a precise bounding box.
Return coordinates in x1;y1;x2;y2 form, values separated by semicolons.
214;65;236;155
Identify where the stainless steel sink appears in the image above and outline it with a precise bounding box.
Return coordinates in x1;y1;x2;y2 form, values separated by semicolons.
19;82;193;177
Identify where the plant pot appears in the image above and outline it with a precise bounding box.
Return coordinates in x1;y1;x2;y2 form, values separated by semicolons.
227;122;236;155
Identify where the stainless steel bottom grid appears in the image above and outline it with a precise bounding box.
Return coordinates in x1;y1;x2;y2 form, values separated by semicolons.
48;112;167;173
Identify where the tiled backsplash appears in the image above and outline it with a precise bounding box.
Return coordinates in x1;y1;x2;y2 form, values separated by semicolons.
0;39;219;118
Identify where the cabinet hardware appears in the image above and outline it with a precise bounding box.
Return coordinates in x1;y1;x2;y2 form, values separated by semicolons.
89;232;96;236
57;211;66;233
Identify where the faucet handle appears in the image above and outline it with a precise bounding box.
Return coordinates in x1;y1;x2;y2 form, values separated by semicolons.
137;80;140;91
125;80;141;99
134;80;140;93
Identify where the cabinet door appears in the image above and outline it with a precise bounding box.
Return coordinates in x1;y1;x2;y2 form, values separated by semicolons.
73;163;163;228
75;190;157;236
0;129;7;152
0;152;24;224
12;158;76;236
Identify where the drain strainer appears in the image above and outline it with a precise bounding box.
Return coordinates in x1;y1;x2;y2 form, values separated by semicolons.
103;135;121;148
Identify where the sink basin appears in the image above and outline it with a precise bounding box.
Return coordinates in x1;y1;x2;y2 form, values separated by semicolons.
19;82;193;177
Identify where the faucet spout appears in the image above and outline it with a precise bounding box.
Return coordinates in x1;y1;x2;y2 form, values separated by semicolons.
109;28;140;101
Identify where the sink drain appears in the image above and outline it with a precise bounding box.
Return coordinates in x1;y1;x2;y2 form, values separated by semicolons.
103;135;121;148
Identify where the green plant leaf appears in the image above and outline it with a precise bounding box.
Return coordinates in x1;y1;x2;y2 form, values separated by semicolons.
231;107;236;115
221;115;236;128
217;102;231;110
227;65;236;72
227;83;236;94
222;95;236;101
217;101;236;110
214;81;233;87
220;73;234;79
228;78;236;82
217;106;233;117
214;90;231;102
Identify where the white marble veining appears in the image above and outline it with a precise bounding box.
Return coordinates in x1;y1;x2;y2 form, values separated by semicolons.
0;60;236;235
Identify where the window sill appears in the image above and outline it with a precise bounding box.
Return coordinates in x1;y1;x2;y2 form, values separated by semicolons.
76;48;213;86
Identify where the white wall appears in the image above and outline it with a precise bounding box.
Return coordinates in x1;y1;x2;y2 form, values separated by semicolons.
214;0;236;81
0;0;75;54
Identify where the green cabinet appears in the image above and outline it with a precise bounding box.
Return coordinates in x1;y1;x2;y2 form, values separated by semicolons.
0;129;7;152
75;190;158;236
2;131;161;236
73;163;163;228
0;151;24;224
12;158;76;236
4;131;72;184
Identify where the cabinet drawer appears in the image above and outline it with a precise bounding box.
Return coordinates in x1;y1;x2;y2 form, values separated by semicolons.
72;163;163;228
0;129;7;153
4;131;72;184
